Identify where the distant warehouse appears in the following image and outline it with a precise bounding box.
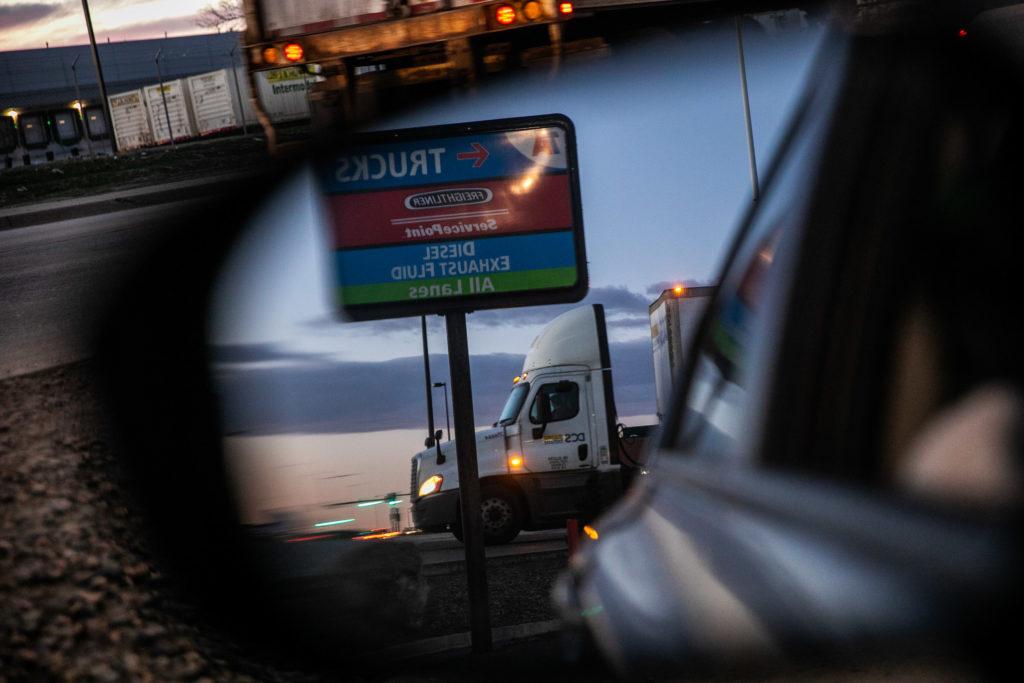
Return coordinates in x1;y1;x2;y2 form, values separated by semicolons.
0;32;310;169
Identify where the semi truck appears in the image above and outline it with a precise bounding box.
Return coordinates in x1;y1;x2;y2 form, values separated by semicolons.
410;286;714;544
240;0;582;141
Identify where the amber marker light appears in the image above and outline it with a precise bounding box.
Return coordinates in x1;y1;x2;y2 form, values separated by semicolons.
523;0;542;20
583;524;599;540
283;43;304;62
673;284;684;296
508;454;524;469
495;4;516;25
262;47;279;64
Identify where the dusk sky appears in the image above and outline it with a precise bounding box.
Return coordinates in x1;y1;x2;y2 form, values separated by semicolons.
207;19;827;529
0;0;215;51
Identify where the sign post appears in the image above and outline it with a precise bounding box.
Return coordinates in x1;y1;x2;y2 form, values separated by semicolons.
321;115;586;653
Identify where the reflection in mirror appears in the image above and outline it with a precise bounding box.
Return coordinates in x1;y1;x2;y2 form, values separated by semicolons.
206;14;824;658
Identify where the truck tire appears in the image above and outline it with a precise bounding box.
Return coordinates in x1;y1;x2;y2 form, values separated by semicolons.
479;485;523;545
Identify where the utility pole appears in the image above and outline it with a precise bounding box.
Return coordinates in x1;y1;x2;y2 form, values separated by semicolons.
80;0;117;153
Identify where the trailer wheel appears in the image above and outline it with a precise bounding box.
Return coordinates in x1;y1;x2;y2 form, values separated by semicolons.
479;485;522;545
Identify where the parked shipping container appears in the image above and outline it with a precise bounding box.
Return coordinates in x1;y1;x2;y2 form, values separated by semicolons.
108;89;154;151
187;69;245;136
144;80;196;144
256;67;311;122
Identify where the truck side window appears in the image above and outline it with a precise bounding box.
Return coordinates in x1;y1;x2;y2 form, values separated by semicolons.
530;382;579;424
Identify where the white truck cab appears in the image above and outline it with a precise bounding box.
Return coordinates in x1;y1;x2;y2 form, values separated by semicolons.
411;304;649;544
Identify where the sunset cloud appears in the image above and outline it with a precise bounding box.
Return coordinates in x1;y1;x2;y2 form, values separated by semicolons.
0;0;213;51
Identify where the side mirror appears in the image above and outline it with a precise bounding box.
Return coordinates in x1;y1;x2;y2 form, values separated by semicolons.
434;429;446;465
424;435;435;448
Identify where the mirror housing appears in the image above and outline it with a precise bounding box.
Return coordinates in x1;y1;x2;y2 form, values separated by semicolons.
434;429;446;465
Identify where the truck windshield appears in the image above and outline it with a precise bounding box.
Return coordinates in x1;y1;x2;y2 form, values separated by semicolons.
497;382;530;426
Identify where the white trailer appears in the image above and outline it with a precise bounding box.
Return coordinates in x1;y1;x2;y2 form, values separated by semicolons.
648;285;715;420
108;89;154;152
255;67;311;123
187;69;248;136
144;80;196;145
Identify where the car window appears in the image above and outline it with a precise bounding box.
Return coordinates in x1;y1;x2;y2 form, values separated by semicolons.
530;382;580;424
672;50;844;464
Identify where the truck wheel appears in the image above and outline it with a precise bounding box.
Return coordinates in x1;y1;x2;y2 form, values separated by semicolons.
479;486;522;545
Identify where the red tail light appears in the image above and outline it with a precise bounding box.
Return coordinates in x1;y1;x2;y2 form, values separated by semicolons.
558;1;574;15
495;4;516;25
283;43;304;62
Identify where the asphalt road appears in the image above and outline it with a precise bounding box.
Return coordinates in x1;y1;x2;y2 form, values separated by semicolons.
0;204;176;379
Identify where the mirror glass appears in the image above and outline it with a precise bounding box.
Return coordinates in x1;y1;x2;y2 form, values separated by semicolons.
206;12;825;655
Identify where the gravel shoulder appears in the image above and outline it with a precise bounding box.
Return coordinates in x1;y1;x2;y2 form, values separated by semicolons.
0;363;321;681
0;363;579;681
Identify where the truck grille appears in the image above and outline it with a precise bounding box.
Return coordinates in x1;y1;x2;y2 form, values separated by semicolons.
410;456;419;501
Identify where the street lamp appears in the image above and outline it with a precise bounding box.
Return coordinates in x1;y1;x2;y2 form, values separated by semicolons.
432;382;451;441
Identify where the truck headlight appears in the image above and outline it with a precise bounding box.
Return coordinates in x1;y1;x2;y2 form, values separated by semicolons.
418;474;443;497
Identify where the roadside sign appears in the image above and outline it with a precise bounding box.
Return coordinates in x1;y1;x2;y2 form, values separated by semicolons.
321;114;587;321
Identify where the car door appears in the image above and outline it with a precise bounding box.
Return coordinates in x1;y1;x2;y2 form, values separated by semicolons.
520;374;594;472
557;29;1020;679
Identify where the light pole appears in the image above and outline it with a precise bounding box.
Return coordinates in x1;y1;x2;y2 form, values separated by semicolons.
432;382;451;441
154;48;175;147
735;16;759;201
79;0;117;153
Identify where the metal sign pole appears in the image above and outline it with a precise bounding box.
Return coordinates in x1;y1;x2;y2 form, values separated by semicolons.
444;311;492;653
154;49;175;147
421;316;437;448
735;16;760;202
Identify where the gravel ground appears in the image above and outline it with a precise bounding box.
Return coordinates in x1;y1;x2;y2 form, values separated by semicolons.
0;362;573;681
0;363;321;682
423;554;565;636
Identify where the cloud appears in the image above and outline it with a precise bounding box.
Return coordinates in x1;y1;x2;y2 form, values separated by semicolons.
94;14;204;41
207;343;329;365
306;285;656;337
212;341;655;435
0;3;63;30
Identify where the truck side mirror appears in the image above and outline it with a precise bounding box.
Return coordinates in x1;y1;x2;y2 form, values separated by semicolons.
434;430;446;465
424;435;435;448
